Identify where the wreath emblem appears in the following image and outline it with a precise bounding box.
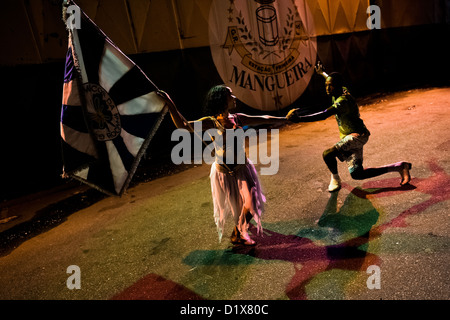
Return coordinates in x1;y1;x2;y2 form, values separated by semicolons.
209;0;317;111
83;83;121;141
223;0;309;75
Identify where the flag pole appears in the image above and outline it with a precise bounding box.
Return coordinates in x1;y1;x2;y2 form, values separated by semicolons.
69;29;88;83
119;104;169;196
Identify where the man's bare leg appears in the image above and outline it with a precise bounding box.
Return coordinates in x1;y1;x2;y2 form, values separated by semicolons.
350;161;412;185
323;147;341;192
323;147;412;188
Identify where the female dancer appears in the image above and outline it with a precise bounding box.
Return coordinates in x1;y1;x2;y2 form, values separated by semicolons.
159;85;287;245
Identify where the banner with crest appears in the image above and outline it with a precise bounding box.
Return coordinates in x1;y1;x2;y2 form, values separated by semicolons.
60;0;167;196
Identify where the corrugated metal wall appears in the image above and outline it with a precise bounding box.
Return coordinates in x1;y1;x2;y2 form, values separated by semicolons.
0;0;446;65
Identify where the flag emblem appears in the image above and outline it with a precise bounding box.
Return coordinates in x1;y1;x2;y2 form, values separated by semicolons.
83;83;121;141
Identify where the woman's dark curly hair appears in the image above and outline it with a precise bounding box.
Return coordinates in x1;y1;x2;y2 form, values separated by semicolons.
203;85;231;116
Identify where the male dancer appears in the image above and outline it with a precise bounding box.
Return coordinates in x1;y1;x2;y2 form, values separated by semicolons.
287;63;411;192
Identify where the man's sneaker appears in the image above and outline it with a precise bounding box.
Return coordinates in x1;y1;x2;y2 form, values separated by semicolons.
328;175;341;192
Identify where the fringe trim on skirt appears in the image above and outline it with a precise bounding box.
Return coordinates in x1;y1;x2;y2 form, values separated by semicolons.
210;159;266;242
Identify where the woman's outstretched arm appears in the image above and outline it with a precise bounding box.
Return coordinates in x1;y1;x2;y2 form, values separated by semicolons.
157;91;215;132
235;113;288;127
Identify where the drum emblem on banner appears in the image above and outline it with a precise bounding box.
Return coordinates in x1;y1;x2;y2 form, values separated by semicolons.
209;0;317;111
83;83;121;141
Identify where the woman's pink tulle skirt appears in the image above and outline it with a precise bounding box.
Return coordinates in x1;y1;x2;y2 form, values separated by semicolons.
209;159;265;242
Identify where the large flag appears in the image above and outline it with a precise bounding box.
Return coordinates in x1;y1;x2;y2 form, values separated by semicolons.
60;1;167;196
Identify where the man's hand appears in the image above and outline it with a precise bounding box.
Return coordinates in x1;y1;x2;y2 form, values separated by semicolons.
315;61;329;79
315;61;324;74
286;108;300;122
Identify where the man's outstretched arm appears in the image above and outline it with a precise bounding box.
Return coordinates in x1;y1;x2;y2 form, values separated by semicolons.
286;106;337;123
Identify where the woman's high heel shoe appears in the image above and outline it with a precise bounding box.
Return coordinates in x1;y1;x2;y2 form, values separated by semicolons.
230;227;256;246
